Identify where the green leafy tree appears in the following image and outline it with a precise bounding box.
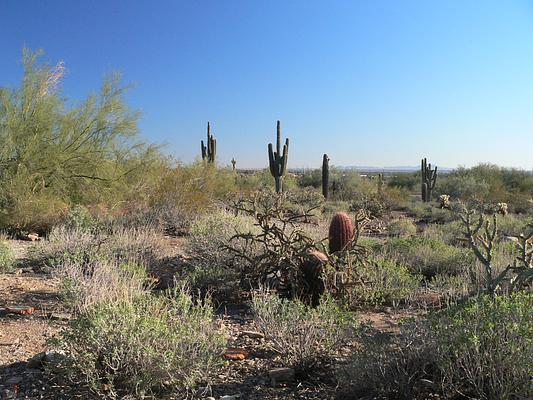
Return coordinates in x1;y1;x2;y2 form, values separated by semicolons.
0;49;161;230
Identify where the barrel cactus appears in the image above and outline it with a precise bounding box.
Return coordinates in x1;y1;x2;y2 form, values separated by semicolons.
328;212;354;253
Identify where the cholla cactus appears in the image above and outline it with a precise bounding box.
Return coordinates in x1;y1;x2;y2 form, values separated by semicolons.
496;202;508;216
439;194;450;209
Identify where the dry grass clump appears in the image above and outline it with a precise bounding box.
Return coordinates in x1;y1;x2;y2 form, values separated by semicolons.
251;289;356;372
28;224;164;271
56;258;150;314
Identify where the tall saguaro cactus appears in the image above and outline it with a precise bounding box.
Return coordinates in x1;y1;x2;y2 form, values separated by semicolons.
201;122;217;163
421;157;437;202
268;120;289;193
322;154;330;199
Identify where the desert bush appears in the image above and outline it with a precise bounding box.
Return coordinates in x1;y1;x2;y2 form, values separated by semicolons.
348;258;421;307
387;219;417;237
425;273;470;306
0;241;15;272
56;258;150;314
423;221;464;245
497;213;533;236
406;202;455;223
387;172;419;191
379;236;473;278
28;225;163;271
251;290;355;371
350;194;385;218
62;205;97;231
433;292;533;399
338;319;436;400
151;162;239;233
184;209;258;292
0;49;164;232
56;287;227;398
339;292;533;400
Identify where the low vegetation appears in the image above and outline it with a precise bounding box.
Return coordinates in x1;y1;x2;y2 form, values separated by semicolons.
1;49;531;399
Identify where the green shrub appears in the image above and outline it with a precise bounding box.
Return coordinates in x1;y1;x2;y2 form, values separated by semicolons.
349;258;421;307
0;49;164;232
339;292;533;400
251;290;355;371
432;293;533;399
63;205;96;231
387;219;417;237
185;209;258;293
57;288;227;398
380;236;473;278
0;241;15;272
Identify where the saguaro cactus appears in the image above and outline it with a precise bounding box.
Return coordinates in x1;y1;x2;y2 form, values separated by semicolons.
421;157;437;202
201;122;217;163
268;120;289;193
377;173;384;196
328;212;354;253
322;154;330;199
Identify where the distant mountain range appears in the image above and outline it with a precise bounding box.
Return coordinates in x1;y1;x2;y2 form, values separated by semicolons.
289;165;455;174
335;165;455;173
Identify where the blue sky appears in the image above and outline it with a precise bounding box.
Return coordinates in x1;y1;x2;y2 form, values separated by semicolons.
1;1;533;169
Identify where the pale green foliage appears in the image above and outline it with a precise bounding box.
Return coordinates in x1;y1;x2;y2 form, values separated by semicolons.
351;258;421;306
0;49;162;230
57;288;227;398
0;241;15;272
340;293;533;400
251;290;355;370
388;218;417;237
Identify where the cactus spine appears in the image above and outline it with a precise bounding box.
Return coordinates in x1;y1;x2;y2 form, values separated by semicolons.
421;157;437;202
201;122;217;163
322;154;330;199
328;212;354;253
268;120;289;193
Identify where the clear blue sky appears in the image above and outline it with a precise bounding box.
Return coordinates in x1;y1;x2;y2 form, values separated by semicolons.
1;1;533;169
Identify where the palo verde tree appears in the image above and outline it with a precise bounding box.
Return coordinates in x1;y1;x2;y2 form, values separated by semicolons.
0;49;161;230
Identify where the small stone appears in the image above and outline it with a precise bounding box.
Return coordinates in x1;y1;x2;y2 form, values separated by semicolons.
268;367;295;386
220;395;240;400
240;331;264;339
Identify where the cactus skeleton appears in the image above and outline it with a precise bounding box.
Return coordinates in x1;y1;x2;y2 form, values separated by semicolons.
322;154;329;199
268;120;289;193
421;157;437;202
201;122;217;163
